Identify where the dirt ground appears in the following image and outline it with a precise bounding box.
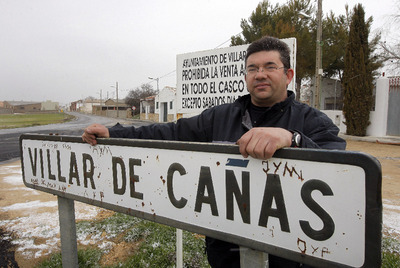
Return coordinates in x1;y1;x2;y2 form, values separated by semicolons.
0;139;399;267
346;140;400;204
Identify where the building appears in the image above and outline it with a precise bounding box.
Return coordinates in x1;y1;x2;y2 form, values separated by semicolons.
140;87;177;122
70;99;102;114
69;100;83;112
320;76;400;136
95;99;131;118
0;101;8;114
155;87;177;122
302;77;343;110
140;96;156;121
2;101;42;113
41;100;59;111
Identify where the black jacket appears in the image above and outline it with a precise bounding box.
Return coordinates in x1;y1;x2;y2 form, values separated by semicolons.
109;92;346;151
108;91;346;268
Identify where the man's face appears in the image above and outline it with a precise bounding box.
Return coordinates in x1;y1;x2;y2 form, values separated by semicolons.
245;50;294;107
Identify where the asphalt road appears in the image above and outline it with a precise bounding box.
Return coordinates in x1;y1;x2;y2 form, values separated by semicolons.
0;112;150;162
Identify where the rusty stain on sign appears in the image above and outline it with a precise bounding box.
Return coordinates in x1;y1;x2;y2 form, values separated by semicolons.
269;226;275;238
357;210;363;220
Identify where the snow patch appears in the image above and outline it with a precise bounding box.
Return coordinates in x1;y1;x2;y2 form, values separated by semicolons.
0;164;21;175
2;175;24;185
1;200;58;211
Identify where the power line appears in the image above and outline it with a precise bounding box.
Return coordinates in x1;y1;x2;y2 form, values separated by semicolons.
214;32;242;49
132;32;243;91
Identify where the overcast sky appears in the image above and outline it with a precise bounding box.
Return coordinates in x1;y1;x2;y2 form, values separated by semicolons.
1;0;398;105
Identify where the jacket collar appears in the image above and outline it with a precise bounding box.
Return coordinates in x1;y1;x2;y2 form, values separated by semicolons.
237;91;295;130
236;90;295;115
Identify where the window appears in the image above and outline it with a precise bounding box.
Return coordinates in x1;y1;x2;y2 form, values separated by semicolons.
170;101;173;110
156;102;159;109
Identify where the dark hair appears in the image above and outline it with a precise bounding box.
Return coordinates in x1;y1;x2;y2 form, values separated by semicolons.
245;36;291;69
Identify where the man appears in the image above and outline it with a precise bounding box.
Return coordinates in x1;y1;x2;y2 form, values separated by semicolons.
82;36;346;267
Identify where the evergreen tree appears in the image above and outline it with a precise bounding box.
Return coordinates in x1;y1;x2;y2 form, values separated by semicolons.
231;0;341;100
342;4;374;136
322;12;349;80
231;0;315;100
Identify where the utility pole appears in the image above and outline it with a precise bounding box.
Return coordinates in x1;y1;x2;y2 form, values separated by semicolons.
98;89;103;116
111;82;119;118
315;0;323;110
116;82;119;118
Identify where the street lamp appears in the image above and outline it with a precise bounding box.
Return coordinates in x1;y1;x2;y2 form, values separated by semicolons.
148;77;159;91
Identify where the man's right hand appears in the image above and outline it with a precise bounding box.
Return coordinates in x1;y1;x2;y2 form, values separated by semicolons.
82;124;110;146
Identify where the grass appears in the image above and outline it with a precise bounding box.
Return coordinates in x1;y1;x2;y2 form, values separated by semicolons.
382;236;400;268
0;113;75;129
34;248;102;268
35;212;400;268
35;213;209;268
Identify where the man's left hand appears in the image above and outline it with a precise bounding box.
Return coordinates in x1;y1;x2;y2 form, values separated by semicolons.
236;127;292;159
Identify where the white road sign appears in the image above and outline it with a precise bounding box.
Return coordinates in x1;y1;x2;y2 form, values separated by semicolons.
176;38;297;114
20;134;381;268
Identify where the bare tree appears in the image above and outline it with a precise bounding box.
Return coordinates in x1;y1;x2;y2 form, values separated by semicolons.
125;83;158;115
378;0;400;74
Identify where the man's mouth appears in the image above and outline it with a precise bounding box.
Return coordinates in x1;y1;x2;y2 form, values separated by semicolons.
254;82;271;90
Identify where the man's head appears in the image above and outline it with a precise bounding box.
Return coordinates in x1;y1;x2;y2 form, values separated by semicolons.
245;36;291;69
244;36;294;107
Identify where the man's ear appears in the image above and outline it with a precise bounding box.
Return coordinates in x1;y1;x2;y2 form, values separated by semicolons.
285;68;294;86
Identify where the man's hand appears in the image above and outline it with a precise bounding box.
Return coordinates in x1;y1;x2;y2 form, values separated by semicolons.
82;124;110;146
237;127;292;159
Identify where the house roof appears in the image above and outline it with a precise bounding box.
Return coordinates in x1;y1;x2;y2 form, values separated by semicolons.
5;101;41;106
145;95;156;101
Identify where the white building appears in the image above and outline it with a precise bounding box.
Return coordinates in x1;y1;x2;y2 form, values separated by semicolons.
155;86;177;122
41;100;59;111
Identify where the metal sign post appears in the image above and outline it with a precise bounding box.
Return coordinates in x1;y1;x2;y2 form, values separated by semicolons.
58;196;79;267
20;134;381;268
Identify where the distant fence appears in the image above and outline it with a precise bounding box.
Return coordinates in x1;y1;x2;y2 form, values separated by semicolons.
20;134;382;268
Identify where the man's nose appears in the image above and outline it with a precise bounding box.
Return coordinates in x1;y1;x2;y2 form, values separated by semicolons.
255;69;268;79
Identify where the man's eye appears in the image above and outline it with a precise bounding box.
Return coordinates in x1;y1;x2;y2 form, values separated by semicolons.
265;66;277;71
247;68;257;72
